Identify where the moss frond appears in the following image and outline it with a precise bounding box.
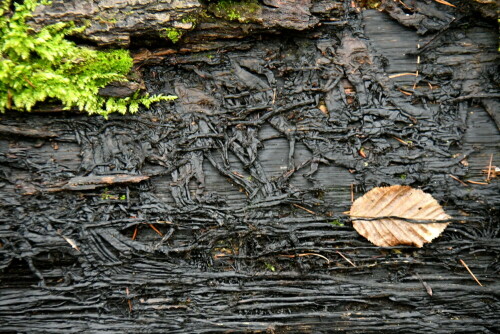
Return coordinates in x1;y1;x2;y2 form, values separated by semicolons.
0;0;177;117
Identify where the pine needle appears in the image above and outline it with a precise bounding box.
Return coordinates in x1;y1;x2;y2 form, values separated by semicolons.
459;259;483;287
389;72;418;79
434;0;456;8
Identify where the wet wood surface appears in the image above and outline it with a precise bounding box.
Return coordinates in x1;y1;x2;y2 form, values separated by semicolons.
0;6;499;334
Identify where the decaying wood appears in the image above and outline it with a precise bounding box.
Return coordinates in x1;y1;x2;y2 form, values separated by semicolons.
0;124;58;138
481;99;500;131
29;0;343;47
1;1;499;333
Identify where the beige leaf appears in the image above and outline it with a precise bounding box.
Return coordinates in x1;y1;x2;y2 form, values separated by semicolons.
350;185;450;247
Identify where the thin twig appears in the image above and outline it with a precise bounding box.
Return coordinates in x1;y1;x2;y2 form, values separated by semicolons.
415;273;433;296
148;223;163;237
336;251;356;267
293;204;317;215
132;226;138;240
23;76;36;88
126;287;132;312
449;174;468;186
434;0;456;7
397;0;412;11
413;49;420;90
156;220;174;225
486;154;493;182
392;136;409;146
297;253;330;264
398;89;413;96
232;171;245;178
389;72;418;79
459;259;483;287
466;180;488;185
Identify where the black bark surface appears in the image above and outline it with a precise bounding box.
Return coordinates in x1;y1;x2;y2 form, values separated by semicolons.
1;1;499;333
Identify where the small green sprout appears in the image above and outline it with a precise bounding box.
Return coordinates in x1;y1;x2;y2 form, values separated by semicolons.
100;188;125;200
211;0;260;23
329;220;344;227
101;188;113;200
226;9;240;21
162;28;183;43
264;263;276;272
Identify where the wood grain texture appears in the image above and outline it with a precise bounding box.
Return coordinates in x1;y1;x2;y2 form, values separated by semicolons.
0;4;499;334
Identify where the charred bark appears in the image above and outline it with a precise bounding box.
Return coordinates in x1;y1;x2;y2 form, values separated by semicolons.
1;1;499;333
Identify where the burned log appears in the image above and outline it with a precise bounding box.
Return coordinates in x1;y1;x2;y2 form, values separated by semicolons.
1;0;499;333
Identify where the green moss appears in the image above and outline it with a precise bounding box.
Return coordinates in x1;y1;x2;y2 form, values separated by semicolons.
101;188;115;200
96;15;117;25
181;14;199;26
101;188;127;200
329;220;344;227
210;0;260;23
264;263;276;272
0;0;177;118
161;27;184;43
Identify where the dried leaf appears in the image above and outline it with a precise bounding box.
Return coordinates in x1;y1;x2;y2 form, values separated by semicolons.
350;185;450;247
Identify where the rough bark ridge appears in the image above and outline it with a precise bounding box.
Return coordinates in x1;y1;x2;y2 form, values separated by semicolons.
32;0;202;47
31;0;344;47
1;0;499;333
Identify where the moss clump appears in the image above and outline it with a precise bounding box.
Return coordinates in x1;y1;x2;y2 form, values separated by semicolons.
181;14;199;26
210;0;261;23
161;27;184;43
0;0;177;118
